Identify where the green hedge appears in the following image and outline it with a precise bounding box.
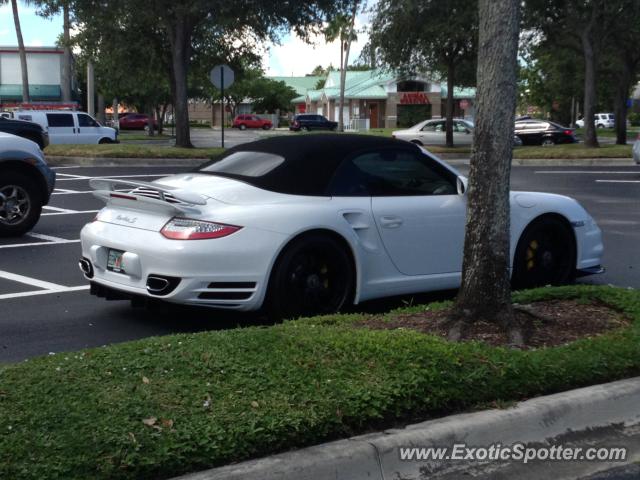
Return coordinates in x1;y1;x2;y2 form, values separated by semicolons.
1;285;639;480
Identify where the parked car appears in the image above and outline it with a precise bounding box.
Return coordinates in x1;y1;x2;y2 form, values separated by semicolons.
0;132;55;236
392;118;473;146
0;116;49;149
289;114;337;131
393;118;522;147
575;113;615;129
633;132;640;165
119;113;158;131
12;110;117;145
80;134;603;319
232;114;273;130
514;119;577;146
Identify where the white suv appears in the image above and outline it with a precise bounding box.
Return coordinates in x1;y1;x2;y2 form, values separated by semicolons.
575;113;615;129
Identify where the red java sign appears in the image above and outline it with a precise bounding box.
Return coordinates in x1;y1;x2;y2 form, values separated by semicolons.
400;92;430;105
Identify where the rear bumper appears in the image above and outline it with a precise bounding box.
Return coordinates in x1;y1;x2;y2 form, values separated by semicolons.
80;220;287;311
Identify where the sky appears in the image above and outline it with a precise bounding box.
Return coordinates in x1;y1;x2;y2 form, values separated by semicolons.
0;3;370;77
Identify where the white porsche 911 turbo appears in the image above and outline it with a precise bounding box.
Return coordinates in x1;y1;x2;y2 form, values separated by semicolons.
80;134;603;318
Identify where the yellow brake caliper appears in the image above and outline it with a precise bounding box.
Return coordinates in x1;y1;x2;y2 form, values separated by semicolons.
526;240;538;270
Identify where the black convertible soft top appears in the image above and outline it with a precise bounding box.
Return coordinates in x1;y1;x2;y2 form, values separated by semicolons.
197;134;422;196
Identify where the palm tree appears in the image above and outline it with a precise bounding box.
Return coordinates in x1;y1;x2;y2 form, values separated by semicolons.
4;0;31;103
324;3;359;132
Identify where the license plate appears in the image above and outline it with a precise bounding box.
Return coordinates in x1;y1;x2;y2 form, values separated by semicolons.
107;249;125;273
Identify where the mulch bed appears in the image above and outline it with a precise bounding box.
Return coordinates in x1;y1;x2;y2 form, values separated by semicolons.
356;299;632;349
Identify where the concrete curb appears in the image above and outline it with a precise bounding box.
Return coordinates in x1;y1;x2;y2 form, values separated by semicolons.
441;157;635;167
45;156;208;167
173;377;640;480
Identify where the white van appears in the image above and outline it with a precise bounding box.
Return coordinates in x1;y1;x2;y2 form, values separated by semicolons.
12;110;117;144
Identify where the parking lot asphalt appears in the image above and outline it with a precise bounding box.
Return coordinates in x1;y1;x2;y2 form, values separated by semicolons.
0;163;638;363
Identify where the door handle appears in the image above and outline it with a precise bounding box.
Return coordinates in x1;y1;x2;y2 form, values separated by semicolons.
380;215;403;228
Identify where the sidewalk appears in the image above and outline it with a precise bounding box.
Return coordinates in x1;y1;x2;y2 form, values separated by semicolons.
174;377;640;480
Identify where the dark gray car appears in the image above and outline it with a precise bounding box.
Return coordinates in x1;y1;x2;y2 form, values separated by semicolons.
0;132;56;236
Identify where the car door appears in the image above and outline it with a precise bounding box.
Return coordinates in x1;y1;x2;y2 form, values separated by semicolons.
76;113;102;144
336;148;466;276
419;120;446;145
453;120;473;145
45;113;77;144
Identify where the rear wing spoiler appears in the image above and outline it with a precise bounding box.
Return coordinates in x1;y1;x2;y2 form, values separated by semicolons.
89;178;208;214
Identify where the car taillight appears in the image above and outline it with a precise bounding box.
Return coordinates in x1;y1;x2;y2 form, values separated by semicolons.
564;130;573;135
160;217;242;240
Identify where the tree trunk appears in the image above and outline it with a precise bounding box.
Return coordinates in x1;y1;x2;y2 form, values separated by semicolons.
11;0;29;104
61;2;72;102
613;61;631;146
97;94;105;124
167;16;193;148
338;1;358;132
581;9;599;148
112;98;119;131
445;59;455;148
146;105;155;136
449;0;521;345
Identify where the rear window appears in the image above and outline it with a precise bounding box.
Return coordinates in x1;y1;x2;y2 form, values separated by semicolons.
47;113;74;127
198;151;285;177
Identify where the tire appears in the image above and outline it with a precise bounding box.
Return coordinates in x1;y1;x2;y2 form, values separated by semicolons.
597;124;604;129
410;140;424;146
266;233;354;319
239;124;247;130
0;171;43;237
262;124;271;130
301;126;309;132
98;138;113;144
541;138;555;146
511;216;576;290
143;124;150;133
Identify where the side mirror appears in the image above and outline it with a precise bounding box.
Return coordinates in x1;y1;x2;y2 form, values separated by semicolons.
456;176;468;195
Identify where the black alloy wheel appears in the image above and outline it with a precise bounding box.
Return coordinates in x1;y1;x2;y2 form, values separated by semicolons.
268;234;354;319
512;216;576;289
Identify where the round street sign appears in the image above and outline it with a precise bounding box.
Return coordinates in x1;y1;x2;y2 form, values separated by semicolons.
210;65;235;90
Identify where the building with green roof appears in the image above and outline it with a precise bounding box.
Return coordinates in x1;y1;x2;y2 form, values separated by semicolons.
271;69;475;129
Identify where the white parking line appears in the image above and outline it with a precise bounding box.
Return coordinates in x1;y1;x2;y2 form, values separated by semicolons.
56;174;170;181
42;210;99;217
0;239;80;249
0;270;69;290
595;180;640;184
43;205;79;213
27;232;74;243
535;171;638;174
0;285;89;301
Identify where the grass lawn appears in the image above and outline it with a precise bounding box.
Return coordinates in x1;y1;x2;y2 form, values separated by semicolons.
513;143;632;159
118;133;174;142
574;127;640;138
1;285;639;480
44;144;224;159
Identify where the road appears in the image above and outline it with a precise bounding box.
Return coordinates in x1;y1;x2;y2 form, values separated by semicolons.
0;163;638;363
